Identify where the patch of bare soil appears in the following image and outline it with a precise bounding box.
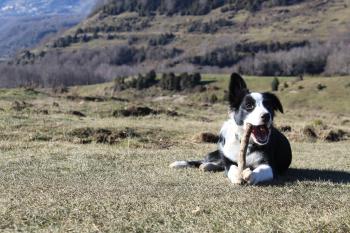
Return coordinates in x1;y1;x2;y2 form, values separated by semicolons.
68;127;138;144
11;101;33;111
281;124;349;142
113;106;179;117
69;111;86;117
66;95;128;102
68;127;177;149
192;132;219;143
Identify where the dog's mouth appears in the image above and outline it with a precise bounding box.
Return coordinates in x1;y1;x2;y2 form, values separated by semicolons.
251;125;271;145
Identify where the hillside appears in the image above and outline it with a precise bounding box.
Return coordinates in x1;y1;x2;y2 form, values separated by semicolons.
46;1;350;57
0;0;96;58
0;0;96;16
0;15;82;58
1;0;349;88
28;1;350;72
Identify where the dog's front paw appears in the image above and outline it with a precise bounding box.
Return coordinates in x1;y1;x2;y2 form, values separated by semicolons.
242;168;254;184
227;165;243;185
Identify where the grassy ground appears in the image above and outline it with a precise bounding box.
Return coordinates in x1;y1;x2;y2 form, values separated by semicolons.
0;75;349;232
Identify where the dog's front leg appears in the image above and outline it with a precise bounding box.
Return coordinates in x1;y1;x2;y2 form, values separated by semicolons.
227;165;242;184
242;164;273;185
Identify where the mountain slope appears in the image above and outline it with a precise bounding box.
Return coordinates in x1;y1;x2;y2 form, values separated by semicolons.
51;0;350;45
0;0;95;16
1;0;349;88
36;0;349;65
0;0;97;58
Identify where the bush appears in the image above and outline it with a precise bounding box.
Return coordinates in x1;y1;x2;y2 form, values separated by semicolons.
148;33;175;46
113;70;157;91
271;77;280;91
316;83;327;91
159;72;201;91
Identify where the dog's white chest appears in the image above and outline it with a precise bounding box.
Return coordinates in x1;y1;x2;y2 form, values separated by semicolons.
219;119;263;167
221;138;240;162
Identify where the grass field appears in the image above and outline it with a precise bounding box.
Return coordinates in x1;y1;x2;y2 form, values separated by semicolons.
0;75;349;232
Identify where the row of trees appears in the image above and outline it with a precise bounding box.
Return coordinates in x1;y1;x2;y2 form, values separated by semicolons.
96;0;227;16
186;40;350;76
75;18;151;34
159;72;201;91
94;0;305;17
52;34;92;48
113;70;157;91
234;42;349;76
112;71;202;91
0;45;181;88
188;41;309;68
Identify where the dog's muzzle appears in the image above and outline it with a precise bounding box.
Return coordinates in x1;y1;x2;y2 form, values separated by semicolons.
251;124;271;145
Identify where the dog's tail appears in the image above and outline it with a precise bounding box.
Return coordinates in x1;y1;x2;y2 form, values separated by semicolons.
169;160;203;169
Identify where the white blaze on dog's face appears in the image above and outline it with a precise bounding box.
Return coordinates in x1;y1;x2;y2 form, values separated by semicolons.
242;93;272;145
228;73;284;145
244;93;272;127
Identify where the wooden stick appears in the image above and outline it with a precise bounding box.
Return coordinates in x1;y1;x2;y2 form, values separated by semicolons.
237;123;253;183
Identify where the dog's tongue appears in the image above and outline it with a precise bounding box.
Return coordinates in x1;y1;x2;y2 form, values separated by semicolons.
252;125;269;142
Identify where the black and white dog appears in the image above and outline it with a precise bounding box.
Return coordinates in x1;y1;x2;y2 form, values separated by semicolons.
170;73;292;185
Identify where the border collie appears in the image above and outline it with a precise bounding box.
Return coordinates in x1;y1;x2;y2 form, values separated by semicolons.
170;73;292;185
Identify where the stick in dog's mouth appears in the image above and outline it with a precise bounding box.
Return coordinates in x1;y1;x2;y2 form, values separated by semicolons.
237;123;253;184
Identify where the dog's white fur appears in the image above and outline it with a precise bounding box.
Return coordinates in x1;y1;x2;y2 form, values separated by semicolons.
221;92;275;184
169;161;188;168
228;164;273;184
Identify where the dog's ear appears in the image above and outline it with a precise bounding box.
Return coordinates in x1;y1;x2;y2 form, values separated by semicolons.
263;92;284;113
229;73;249;110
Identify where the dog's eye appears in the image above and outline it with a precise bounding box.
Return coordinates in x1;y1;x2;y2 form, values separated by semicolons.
245;103;254;110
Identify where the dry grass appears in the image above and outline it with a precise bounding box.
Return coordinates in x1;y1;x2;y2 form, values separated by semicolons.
0;75;349;232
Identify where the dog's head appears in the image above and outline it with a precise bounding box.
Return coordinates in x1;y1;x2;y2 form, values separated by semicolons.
228;73;283;145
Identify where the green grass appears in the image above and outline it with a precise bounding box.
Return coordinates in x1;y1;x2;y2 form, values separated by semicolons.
0;75;349;232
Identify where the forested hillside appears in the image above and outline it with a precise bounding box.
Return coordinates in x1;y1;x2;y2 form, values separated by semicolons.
1;0;349;88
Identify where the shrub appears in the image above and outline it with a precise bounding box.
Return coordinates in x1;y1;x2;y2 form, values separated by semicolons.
316;83;327;91
148;33;175;46
113;70;157;91
159;72;201;91
271;77;280;91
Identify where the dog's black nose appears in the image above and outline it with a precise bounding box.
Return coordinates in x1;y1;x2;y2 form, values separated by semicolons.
261;113;270;122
